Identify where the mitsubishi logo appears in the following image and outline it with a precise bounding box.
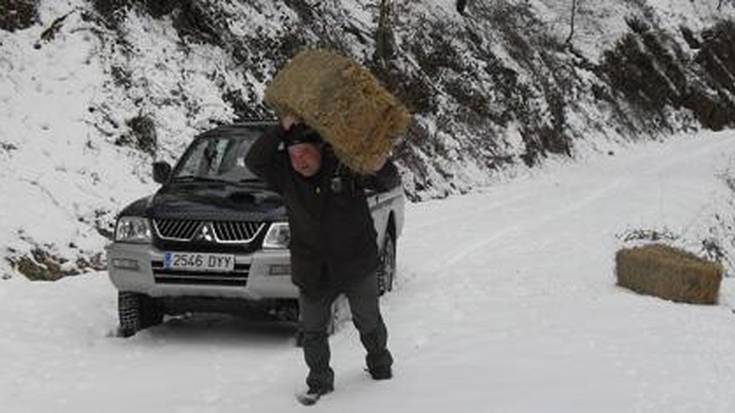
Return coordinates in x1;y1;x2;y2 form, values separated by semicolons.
195;222;216;242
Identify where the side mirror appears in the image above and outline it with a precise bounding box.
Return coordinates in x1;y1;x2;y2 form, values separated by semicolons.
153;161;172;184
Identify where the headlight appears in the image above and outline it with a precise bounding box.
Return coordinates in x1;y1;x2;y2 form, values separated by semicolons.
115;216;152;243
262;222;290;249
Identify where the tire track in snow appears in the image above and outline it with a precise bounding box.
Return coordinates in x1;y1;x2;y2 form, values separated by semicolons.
417;176;628;277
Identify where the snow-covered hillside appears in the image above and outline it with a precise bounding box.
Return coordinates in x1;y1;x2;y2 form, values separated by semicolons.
1;1;734;282
3;1;735;410
1;130;734;412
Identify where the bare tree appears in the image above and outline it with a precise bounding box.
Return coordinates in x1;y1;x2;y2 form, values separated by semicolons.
374;0;396;64
717;0;735;10
565;0;578;45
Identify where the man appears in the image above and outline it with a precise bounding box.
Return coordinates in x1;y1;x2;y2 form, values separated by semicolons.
245;115;399;403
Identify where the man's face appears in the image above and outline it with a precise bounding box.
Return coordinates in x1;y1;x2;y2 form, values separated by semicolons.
288;142;322;177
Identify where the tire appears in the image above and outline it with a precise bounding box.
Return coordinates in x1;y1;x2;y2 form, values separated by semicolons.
377;232;396;296
117;292;163;338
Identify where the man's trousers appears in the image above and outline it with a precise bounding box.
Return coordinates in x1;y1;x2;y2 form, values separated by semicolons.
298;272;393;391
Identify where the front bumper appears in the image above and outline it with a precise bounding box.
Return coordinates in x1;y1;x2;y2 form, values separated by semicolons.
105;243;298;300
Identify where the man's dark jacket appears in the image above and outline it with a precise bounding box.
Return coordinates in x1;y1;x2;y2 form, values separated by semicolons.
245;125;400;295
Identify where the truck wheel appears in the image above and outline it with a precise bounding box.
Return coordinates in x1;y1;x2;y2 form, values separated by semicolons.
118;292;163;337
377;233;396;296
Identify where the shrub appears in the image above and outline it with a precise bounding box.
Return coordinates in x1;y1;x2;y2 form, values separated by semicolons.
9;249;67;281
0;0;37;32
115;115;157;154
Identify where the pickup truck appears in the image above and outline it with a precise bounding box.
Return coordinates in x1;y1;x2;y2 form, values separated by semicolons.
105;121;405;337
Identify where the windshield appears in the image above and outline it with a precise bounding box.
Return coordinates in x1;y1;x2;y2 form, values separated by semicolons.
172;132;263;184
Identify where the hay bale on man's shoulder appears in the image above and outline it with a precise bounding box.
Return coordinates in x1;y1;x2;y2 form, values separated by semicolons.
264;49;412;174
615;244;723;305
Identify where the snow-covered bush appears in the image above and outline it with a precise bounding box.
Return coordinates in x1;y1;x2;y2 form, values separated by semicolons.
0;0;37;31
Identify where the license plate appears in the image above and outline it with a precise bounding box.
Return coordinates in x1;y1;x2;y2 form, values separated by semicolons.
163;252;235;272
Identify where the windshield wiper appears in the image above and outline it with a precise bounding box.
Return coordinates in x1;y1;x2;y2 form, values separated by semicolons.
171;176;266;187
171;175;228;183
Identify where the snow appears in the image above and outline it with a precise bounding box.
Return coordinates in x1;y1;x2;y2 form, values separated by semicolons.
2;130;735;412
533;0;735;62
0;3;155;266
0;0;253;274
2;1;735;408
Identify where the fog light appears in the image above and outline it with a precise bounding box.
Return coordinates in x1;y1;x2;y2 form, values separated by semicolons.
112;258;140;271
269;264;290;276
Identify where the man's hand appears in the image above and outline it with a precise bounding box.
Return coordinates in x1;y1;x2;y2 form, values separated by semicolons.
281;114;301;132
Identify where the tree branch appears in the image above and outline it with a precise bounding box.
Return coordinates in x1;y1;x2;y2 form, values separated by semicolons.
565;0;578;45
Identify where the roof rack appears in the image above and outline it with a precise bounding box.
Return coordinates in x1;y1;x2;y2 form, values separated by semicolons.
229;117;278;125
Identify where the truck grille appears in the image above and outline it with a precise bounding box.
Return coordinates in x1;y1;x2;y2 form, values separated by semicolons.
151;260;250;286
153;219;264;243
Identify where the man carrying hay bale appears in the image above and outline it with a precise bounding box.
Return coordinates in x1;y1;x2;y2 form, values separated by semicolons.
247;48;409;404
245;114;400;404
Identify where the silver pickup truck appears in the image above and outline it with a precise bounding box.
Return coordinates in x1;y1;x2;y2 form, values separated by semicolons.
105;121;404;337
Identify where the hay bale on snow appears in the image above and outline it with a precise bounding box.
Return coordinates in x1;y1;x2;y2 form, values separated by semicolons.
265;49;411;174
615;244;723;305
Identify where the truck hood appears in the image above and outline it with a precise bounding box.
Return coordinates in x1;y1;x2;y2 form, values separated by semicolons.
121;182;287;222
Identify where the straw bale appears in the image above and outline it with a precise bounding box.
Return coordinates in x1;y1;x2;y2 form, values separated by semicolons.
615;244;723;305
265;49;411;174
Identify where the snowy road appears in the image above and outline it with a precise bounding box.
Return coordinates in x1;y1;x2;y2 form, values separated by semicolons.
2;132;735;413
